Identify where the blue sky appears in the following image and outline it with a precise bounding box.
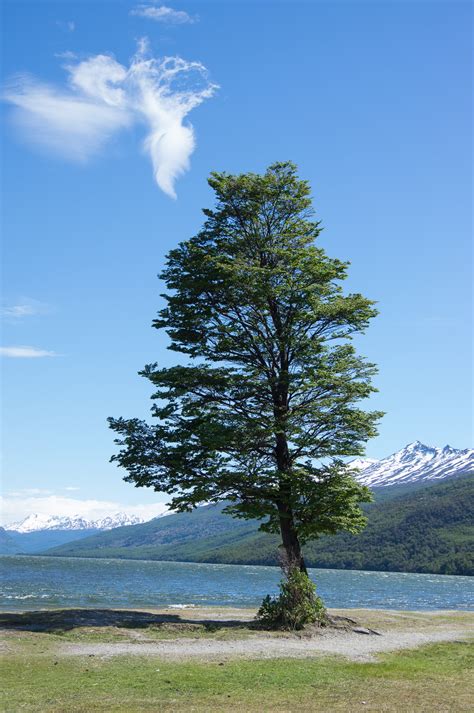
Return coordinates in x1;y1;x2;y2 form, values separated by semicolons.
1;0;472;524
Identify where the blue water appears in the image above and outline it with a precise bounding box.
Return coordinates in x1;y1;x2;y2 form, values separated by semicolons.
0;555;472;611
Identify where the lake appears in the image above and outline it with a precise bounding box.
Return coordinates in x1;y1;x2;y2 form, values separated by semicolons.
1;555;472;611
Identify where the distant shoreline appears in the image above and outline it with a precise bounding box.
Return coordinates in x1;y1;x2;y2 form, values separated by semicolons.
2;551;472;578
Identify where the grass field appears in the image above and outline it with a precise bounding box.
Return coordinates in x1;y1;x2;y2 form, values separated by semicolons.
1;609;473;712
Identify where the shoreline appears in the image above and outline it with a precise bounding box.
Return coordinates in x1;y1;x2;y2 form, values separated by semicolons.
0;604;474;616
1;605;474;615
1;607;472;663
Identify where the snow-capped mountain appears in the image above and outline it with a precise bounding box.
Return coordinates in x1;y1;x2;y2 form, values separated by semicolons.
5;443;472;533
348;457;378;472
7;512;146;533
351;441;474;487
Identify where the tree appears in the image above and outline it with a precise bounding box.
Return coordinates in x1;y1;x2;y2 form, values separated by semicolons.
109;162;383;596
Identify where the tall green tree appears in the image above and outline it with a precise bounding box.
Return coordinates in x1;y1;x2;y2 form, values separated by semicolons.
109;162;382;577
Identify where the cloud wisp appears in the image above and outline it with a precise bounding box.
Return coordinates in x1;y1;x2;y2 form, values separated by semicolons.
0;346;59;358
4;40;217;197
2;298;50;319
131;4;196;24
2;304;38;318
56;20;76;33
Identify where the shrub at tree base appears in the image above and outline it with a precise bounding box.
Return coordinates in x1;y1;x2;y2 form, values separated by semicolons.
256;569;327;630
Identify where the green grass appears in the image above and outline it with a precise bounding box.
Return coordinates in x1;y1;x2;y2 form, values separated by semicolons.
0;607;264;643
16;621;259;643
1;639;473;712
2;609;473;711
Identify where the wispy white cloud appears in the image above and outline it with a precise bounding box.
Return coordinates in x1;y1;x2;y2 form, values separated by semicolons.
4;40;217;197
0;493;168;527
6;68;132;163
56;20;75;33
3;305;36;318
131;4;196;24
2;298;50;319
0;346;59;358
54;51;78;60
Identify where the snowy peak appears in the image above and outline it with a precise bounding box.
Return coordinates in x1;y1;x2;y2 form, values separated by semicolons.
349;457;378;471
7;512;145;533
351;442;474;488
405;440;427;449
92;513;146;530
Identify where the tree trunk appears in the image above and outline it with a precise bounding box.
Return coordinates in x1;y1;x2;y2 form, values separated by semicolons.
277;501;308;574
270;316;307;575
274;419;307;575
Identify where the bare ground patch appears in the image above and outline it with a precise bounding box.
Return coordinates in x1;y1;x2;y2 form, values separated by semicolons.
58;626;471;662
1;607;472;662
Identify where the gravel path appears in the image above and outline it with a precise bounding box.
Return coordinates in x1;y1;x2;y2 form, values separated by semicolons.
60;627;470;662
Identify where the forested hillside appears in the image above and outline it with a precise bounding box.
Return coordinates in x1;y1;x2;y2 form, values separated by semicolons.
0;528;21;555
3;529;102;554
46;475;473;575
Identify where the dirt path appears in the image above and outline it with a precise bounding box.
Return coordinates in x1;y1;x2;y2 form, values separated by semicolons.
60;627;470;662
2;607;472;663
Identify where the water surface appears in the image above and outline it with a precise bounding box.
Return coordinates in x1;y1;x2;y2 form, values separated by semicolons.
1;555;472;611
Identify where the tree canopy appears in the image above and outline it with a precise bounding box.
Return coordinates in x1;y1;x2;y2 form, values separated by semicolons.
109;162;383;572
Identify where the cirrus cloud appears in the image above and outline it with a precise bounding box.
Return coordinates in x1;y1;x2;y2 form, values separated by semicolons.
0;346;59;358
3;40;217;197
56;20;76;33
1;298;50;320
131;4;196;25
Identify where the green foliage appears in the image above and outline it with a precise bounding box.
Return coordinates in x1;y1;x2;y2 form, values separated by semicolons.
108;161;382;572
257;568;327;630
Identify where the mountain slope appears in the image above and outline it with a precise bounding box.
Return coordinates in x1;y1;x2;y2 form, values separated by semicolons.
5;529;103;554
46;503;257;557
46;475;474;575
352;441;474;487
0;528;22;555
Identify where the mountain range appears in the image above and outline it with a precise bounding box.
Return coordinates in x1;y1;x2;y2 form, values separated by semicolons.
6;441;474;535
2;513;148;555
352;441;474;487
2;442;473;572
7;512;145;533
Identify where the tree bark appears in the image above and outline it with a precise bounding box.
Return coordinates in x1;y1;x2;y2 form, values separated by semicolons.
277;501;308;574
273;391;307;575
269;292;308;575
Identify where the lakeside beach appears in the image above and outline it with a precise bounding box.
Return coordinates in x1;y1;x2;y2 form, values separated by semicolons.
2;606;473;711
